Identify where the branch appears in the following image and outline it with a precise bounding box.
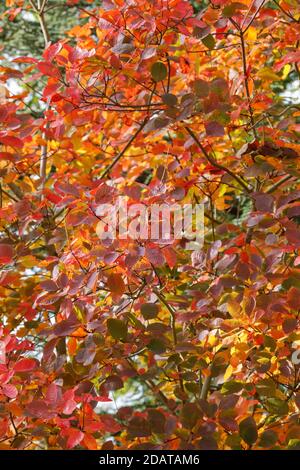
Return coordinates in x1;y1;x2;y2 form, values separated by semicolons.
266;174;294;194
153;288;185;396
185;126;251;193
242;0;266;34
273;0;299;22
200;373;212;400
239;30;258;140
100;118;148;178
126;358;175;412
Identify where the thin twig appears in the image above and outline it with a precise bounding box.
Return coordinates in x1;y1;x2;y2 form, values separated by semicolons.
185;126;250;193
100;119;148;178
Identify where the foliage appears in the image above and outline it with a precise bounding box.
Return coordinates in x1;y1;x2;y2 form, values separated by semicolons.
0;0;300;451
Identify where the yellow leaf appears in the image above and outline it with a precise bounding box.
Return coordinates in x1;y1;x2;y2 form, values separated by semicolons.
246;27;257;42
227;299;241;318
282;64;291;80
224;364;233;381
257;68;280;81
20;255;37;268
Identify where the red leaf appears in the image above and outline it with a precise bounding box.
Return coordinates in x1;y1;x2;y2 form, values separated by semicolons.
46;383;60;404
37;61;60;78
283;318;297;334
253;193;274;212
14;358;37;372
0;152;15;161
0;136;23;148
65;428;84;449
63;398;77;415
13;57;37;64
26;400;56;419
40;280;58;292
287;287;300;310
145;246;165;267
2;384;18;399
107;273;126;297
82;433;98;450
43;43;62;62
0;244;13;264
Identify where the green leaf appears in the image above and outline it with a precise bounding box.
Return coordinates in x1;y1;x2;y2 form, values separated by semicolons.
266;398;289;416
193;79;209;98
221;380;244;394
201;34;215;50
148;338;166;354
181;403;202;429
107;318;128;340
141;302;159;319
288;439;300;450
255;378;276;397
222;2;246;18
259;430;277;448
151;62;167;81
239;417;258;445
162;93;177;106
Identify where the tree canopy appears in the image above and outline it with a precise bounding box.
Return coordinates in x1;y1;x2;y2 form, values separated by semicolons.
0;0;299;451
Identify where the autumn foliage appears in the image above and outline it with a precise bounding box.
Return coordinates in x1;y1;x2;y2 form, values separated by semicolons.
0;0;300;450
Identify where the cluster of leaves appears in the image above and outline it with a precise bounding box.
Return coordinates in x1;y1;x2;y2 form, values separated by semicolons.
0;0;300;450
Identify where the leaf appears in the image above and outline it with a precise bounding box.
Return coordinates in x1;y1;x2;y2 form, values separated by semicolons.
283;318;297;334
107;318;128;340
2;384;18;399
266;398;289;416
205;121;225;137
82;433;98;450
181;403;202;429
101;375;123;392
151;62;167;81
107;273;126;297
65;428;84;449
223;364;234;381
0;136;23;148
40;280;58;292
62;390;77;415
222;2;247;17
253;193;274;212
37;61;60;78
140;303;159;319
201;34;215;50
162;93;177;106
148;338;166;354
26;400;56;419
259;430;277;448
0;244;13;264
143;115;170;132
53;316;80;337
145;247;165;266
287;287;300;310
14;358;37;372
194;79;209;98
221;379;244;394
239;417;258;445
142;46;156;60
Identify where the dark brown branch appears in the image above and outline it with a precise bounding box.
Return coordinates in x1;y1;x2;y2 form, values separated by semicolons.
100;119;148;178
185;126;250;193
